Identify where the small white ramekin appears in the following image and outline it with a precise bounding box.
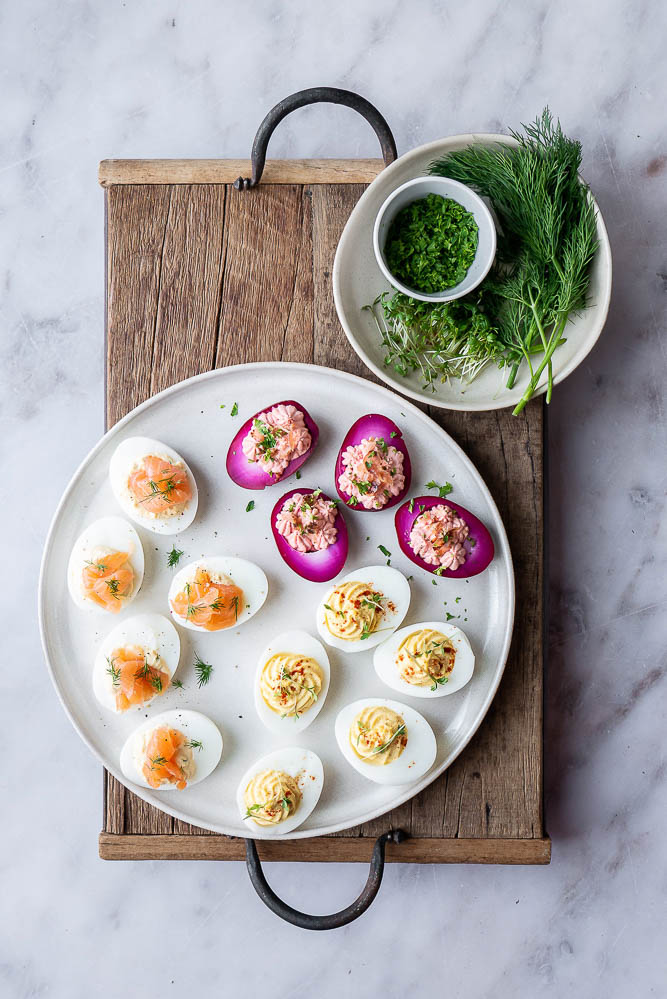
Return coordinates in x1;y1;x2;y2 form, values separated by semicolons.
373;175;497;302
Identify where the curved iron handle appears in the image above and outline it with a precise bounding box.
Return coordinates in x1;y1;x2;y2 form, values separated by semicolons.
234;87;397;190
245;829;407;929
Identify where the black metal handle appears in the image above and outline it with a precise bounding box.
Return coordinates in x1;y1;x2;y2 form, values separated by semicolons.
234;87;397;190
244;829;407;929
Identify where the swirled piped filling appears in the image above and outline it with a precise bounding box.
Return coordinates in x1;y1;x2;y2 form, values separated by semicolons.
275;490;337;553
260;651;322;719
243;769;302;826
409;504;470;570
338;436;405;509
241;404;311;478
396;628;455;690
323;581;385;642
350;706;407;767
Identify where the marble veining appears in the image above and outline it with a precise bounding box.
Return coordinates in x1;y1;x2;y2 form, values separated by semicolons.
2;0;666;995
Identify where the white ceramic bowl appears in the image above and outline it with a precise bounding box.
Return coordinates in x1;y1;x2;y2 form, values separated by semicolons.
372;175;496;303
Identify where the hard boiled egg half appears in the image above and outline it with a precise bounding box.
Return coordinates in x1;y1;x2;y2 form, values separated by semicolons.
67;516;144;613
254;630;330;735
168;556;267;633
237;747;324;836
335;697;436;785
93;612;180;713
109;436;198;535
374;621;475;698
315;564;410;653
120;709;223;791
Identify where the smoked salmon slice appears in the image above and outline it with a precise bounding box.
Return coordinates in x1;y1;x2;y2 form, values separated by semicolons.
171;567;244;631
82;550;134;612
141;726;189;790
107;644;170;711
128;456;192;515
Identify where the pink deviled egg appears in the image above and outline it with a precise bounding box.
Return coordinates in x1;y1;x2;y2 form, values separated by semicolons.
335;414;411;512
226;400;319;489
271;487;349;583
394;495;494;579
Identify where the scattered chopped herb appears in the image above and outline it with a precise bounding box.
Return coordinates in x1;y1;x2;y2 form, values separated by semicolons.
390;430;398;438
434;566;444;576
172;679;184;690
378;544;391;558
429;674;449;692
455;596;461;603
426;480;453;497
167;546;184;568
193;653;214;688
408;498;415;513
186;739;203;751
230;402;238;416
469;538;477;549
246;500;255;513
446;612;456;621
220;404;225;409
295;470;301;479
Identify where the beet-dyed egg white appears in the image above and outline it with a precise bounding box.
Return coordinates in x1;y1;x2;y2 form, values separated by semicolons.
316;564;410;653
335;413;411;511
335;698;436;786
271;487;348;582
226;400;319;490
109;436;198;535
67;516;144;613
120;709;222;791
168;557;267;633
395;495;494;578
254;630;330;734
236;747;324;836
374;621;475;698
92;613;180;713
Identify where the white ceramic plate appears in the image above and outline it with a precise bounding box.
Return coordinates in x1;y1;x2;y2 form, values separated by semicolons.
333;134;613;411
39;362;514;838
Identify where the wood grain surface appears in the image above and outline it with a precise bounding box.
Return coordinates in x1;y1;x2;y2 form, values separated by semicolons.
102;164;547;862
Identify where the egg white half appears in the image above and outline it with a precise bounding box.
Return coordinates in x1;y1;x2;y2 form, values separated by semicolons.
254;630;330;735
92;612;181;713
67;516;144;612
119;708;223;790
335;697;437;785
236;747;324;837
167;556;268;633
109;436;198;535
373;621;475;698
315;564;410;652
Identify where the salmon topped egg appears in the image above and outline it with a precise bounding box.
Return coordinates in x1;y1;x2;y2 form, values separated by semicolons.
109;436;198;534
120;709;223;791
167;557;268;633
171;567;245;631
93;613;180;714
67;516;144;613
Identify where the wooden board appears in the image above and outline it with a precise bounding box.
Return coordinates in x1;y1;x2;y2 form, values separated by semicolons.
100;159;549;864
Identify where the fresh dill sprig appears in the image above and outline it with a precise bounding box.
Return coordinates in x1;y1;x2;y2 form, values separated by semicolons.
167;546;184;568
372;723;406;755
193;653;214;688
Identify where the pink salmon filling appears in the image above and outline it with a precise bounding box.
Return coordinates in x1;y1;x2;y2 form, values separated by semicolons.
275;491;338;553
338;437;405;510
409;503;470;570
241;404;311;478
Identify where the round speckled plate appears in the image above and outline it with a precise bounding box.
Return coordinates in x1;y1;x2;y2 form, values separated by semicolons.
39;362;514;839
333;134;612;411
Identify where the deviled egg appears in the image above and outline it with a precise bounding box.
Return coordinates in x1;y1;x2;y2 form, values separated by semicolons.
254;630;330;734
226;400;319;489
109;436;198;534
119;709;222;791
374;621;475;698
236;747;323;836
92;612;180;713
168;556;267;633
335;697;436;785
67;516;144;613
316;564;410;652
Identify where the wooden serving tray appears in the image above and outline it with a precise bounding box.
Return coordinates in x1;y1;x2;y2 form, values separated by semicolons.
99;158;549;865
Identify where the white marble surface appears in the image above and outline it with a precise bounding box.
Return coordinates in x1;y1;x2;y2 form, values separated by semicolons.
3;0;666;994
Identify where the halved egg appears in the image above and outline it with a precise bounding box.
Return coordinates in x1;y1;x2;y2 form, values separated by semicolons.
109;436;198;535
254;630;330;734
168;556;267;633
67;516;144;613
335;413;411;511
92;612;180;713
335;697;436;785
119;709;223;791
315;564;410;653
394;495;494;578
236;747;324;836
374;621;475;698
226;400;319;489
